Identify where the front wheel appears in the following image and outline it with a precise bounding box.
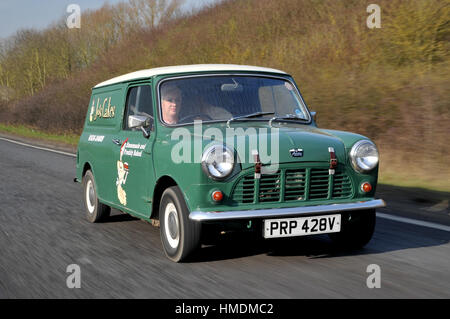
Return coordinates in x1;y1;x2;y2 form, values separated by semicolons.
328;209;376;249
159;186;201;262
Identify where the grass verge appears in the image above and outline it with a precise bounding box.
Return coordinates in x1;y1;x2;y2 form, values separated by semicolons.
379;173;450;193
0;123;79;146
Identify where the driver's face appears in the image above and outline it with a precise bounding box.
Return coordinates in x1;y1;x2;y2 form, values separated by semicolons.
162;92;181;124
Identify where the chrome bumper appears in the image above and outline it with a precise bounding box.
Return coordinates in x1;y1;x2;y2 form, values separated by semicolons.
189;199;386;221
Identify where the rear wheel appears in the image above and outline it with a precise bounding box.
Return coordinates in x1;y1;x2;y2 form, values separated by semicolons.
159;186;201;262
328;209;376;249
83;170;111;223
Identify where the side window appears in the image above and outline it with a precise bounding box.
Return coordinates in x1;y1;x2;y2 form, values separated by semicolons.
123;85;153;130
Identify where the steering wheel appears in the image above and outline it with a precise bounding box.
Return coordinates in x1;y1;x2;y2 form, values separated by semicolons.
179;113;213;123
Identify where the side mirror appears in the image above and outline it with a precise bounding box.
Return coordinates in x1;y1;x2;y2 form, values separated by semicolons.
310;111;317;122
128;115;152;138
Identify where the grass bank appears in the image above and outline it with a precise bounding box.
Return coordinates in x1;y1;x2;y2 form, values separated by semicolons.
0;124;79;146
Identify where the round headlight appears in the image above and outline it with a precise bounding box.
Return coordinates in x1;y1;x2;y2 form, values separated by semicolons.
350;140;379;173
201;145;235;180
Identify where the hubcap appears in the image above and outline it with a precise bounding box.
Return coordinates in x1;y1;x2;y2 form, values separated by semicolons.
86;180;95;214
164;202;180;249
168;213;178;239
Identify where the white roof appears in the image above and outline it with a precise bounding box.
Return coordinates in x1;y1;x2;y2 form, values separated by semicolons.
94;64;287;88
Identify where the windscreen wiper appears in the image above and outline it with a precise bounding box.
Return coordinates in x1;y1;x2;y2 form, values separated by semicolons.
269;114;309;126
226;112;275;128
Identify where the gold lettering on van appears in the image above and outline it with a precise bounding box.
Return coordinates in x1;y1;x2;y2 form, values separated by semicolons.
89;97;116;122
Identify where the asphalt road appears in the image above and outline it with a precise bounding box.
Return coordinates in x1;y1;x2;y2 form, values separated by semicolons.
0;137;449;298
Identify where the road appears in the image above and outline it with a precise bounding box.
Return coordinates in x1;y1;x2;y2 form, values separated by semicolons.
0;137;449;298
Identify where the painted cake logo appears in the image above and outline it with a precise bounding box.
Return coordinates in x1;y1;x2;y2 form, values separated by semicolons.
89;97;116;122
116;138;129;206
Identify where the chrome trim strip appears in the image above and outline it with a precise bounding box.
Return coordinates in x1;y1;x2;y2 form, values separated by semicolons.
189;199;386;221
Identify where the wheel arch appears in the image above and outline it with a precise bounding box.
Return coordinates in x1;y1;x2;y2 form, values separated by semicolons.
82;161;93;178
150;175;178;220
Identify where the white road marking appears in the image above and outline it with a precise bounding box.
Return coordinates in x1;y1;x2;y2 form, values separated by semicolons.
377;212;450;232
0;136;76;157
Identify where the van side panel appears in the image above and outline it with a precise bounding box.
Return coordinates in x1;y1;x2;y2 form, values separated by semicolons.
77;85;125;204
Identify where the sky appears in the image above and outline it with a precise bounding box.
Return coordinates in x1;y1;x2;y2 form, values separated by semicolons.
0;0;218;40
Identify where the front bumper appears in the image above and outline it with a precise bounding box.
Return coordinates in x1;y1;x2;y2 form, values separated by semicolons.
189;199;386;221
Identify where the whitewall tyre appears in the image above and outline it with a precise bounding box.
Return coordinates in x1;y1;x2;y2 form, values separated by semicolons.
82;170;111;223
159;186;201;262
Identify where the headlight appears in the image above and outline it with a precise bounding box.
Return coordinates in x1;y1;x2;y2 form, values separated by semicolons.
201;145;235;180
350;140;379;173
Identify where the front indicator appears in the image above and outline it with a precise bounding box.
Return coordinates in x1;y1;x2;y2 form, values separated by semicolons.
212;190;224;202
361;182;372;193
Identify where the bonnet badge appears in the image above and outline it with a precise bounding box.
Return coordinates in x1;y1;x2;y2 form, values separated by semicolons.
290;148;304;157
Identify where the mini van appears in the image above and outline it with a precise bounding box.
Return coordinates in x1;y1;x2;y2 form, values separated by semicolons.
76;64;385;262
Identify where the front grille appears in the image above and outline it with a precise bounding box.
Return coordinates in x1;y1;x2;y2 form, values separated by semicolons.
332;171;353;198
232;175;254;203
309;169;330;200
284;169;306;201
259;171;281;202
231;166;353;204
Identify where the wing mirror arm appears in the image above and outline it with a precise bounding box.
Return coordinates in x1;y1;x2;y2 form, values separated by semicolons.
141;117;153;139
128;115;153;138
140;126;150;138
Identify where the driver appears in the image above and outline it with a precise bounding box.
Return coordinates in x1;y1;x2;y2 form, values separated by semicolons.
161;83;182;124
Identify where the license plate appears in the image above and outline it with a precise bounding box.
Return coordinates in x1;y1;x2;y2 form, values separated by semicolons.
263;214;341;238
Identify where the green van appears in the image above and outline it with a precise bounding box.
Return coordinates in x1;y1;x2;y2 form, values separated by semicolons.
75;64;385;262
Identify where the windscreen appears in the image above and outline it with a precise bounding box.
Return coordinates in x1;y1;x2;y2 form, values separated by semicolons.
159;75;310;125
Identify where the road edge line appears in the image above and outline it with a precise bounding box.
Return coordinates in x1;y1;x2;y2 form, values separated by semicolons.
377;212;450;232
0;136;76;158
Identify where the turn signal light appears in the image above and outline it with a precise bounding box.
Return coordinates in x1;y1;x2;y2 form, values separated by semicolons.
361;182;372;193
212;190;223;202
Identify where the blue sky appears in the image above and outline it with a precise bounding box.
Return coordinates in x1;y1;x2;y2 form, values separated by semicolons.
0;0;218;39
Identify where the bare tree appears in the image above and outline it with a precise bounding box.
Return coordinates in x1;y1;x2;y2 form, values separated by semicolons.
128;0;183;29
